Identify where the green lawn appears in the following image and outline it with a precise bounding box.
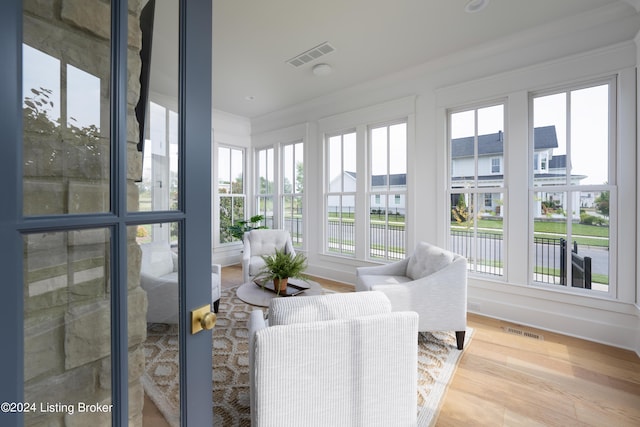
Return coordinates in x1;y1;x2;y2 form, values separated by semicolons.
452;218;610;247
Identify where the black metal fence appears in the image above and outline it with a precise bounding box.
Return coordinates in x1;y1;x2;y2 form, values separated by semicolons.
534;236;562;284
449;231;593;286
284;217;304;246
450;230;503;276
326;220;355;254
369;223;405;260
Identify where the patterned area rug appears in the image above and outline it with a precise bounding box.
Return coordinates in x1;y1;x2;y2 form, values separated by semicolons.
142;286;472;426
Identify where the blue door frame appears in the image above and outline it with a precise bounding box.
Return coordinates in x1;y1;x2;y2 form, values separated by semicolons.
0;1;213;425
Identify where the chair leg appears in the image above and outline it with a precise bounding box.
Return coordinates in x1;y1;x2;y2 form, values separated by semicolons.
455;330;465;350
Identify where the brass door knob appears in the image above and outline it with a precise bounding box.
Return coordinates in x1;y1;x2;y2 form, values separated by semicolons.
191;305;217;334
200;312;217;330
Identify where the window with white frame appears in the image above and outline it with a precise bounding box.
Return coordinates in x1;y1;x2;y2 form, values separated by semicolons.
256;147;274;228
368;121;407;260
491;157;501;174
530;80;614;293
281;141;304;247
448;103;505;277
326;131;357;256
218;146;245;243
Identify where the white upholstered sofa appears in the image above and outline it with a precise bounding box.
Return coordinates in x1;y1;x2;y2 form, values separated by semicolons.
356;241;468;349
242;229;295;283
248;291;418;427
139;241;221;324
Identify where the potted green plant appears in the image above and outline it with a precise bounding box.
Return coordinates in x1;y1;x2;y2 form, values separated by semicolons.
227;215;267;242
254;250;308;294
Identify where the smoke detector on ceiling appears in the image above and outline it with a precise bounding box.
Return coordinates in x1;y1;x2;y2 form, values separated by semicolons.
312;63;332;76
465;0;489;13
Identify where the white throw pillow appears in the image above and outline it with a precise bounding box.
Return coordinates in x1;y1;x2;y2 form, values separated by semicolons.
405;242;455;280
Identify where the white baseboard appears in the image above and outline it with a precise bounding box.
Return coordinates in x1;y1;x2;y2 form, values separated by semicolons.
468;285;639;352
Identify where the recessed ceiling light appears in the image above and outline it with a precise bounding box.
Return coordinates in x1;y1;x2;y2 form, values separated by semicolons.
465;0;489;13
244;95;255;101
312;63;332;76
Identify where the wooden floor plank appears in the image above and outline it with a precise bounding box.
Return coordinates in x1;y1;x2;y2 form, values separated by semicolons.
437;313;640;426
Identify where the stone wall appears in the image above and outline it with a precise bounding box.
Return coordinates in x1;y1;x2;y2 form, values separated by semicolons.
23;0;146;426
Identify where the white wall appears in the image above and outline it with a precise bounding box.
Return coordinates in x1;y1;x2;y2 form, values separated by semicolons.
244;6;640;352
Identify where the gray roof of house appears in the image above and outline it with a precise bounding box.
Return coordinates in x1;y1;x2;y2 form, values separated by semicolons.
451;125;557;158
548;154;566;169
344;171;406;186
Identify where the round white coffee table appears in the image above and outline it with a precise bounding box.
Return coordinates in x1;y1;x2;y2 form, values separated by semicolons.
236;278;324;307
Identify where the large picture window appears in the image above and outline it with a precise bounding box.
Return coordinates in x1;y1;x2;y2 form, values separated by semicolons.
448;103;505;277
218;146;245;243
368;121;407;260
530;81;614;293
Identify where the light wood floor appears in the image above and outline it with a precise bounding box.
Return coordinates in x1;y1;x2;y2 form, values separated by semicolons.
144;265;640;426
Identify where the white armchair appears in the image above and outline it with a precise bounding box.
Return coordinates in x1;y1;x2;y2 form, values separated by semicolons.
356;241;468;349
249;291;418;427
139;241;221;323
242;229;295;283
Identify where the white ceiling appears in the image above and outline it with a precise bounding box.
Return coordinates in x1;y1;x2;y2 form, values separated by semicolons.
152;0;639;119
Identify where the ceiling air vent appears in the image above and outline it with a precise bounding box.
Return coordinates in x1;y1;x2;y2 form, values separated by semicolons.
286;42;335;68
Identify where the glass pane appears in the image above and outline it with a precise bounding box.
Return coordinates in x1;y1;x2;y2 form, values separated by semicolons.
23;3;111;215
328;135;343;190
24;229;113;425
218;147;231;192
230;148;244;194
450;110;475;189
327;195;355;256
283;195;303;246
478;105;504;187
370;194;387;260
257;196;274;228
533;93;566;186
477;192;504;276
389;123;407;186
577;190;610;291
131;223;181;426
129;0;179;212
258;148;274;195
450;193;475;267
134;101;180;212
283;144;294;193
571;85;609;186
343;132;357;181
370;127;388;187
294;142;304;194
533;191;567;285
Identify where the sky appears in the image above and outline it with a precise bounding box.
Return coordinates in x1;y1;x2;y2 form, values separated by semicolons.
23;44;100;130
